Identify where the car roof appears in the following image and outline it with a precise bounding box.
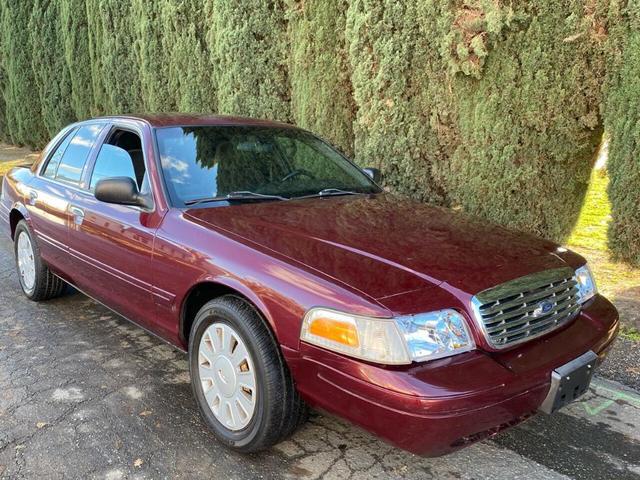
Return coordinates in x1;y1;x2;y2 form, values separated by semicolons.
93;113;297;129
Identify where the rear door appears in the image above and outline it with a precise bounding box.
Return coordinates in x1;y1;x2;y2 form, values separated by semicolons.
26;123;106;274
66;124;159;331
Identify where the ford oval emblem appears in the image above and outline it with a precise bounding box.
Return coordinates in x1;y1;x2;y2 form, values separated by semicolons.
532;300;554;318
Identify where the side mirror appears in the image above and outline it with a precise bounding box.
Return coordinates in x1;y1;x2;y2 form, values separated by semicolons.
95;177;152;210
363;167;382;184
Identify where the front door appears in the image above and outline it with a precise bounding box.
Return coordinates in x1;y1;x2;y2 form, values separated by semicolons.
66;126;159;331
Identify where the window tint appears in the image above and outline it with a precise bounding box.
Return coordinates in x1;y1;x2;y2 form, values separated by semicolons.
155;126;379;205
43;128;77;179
55;124;104;185
89;145;137;191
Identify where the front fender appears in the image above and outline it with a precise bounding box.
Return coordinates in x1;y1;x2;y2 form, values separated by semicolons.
193;273;280;341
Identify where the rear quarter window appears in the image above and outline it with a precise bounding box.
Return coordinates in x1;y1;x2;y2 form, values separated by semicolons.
54;124;104;185
42;128;77;179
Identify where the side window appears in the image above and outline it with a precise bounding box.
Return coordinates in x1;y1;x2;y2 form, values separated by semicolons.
89;129;148;193
55;124;104;185
89;145;137;191
42;128;77;179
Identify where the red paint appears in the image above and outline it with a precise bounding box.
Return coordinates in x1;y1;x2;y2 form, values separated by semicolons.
1;114;619;456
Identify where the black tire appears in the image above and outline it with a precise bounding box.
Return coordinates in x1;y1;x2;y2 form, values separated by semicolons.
14;220;66;301
189;295;307;452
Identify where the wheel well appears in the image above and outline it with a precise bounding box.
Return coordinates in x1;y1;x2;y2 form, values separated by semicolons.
180;282;268;347
9;209;24;240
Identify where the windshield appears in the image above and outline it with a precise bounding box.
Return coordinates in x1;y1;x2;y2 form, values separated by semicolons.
154;126;381;206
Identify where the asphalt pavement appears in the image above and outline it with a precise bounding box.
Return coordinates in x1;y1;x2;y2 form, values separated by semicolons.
0;235;639;479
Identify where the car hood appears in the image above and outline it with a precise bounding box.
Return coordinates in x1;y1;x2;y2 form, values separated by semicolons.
185;194;571;301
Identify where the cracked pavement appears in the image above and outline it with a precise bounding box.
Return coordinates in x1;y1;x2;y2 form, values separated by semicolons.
0;234;639;479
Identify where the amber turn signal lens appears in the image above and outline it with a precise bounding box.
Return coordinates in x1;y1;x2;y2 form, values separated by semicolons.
308;317;359;347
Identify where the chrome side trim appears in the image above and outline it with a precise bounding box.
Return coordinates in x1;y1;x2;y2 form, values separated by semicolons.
68;247;152;295
37;231;68;252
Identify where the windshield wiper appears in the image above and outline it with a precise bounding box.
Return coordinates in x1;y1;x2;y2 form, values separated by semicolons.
296;188;360;200
184;191;289;206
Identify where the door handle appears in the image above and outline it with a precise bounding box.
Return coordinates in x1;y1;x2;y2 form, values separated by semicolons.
28;190;38;206
69;206;85;225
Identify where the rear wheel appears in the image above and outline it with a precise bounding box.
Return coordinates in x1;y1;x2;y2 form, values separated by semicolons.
14;220;66;301
189;295;307;452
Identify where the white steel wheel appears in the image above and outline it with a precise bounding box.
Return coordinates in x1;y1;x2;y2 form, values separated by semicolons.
17;231;36;292
198;322;257;431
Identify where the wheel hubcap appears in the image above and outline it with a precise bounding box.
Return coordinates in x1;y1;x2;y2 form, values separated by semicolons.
198;323;257;431
17;232;36;291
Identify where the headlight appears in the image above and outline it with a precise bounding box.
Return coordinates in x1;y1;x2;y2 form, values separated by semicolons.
395;309;475;362
575;264;597;304
300;308;474;365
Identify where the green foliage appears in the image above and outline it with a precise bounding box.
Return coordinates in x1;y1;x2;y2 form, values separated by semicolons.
0;1;48;146
0;0;638;263
161;0;215;113
132;1;174;112
208;0;290;121
60;0;94;120
86;0;142;114
288;0;356;155
603;1;640;266
444;1;607;241
29;0;76;138
345;1;450;203
0;51;8;143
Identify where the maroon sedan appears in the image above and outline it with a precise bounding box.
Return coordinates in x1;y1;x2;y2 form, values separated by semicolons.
0;115;618;455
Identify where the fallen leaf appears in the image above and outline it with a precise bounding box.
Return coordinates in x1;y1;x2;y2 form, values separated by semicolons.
134;458;144;468
139;410;152;417
36;422;47;429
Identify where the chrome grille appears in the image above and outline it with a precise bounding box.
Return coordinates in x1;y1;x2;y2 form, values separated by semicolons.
470;267;581;348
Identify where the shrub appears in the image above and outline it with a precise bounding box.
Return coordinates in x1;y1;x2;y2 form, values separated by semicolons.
86;0;142;114
604;1;640;265
0;1;48;146
208;0;290;121
288;0;356;156
345;1;451;203
444;1;607;241
0;0;637;263
161;0;215;113
29;0;77;138
60;0;94;120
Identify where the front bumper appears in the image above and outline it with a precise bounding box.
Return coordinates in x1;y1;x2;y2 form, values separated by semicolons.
287;294;618;456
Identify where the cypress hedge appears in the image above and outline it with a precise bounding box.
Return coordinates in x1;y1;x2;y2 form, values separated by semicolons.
60;0;94;120
208;0;290;121
0;51;7;144
0;0;637;262
0;1;48;147
288;0;356;156
604;1;640;266
345;1;449;203
132;0;174;113
29;0;77;138
444;1;607;241
86;0;142;115
161;0;215;113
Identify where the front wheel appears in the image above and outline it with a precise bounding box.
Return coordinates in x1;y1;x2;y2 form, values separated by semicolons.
14;220;66;301
189;296;307;452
